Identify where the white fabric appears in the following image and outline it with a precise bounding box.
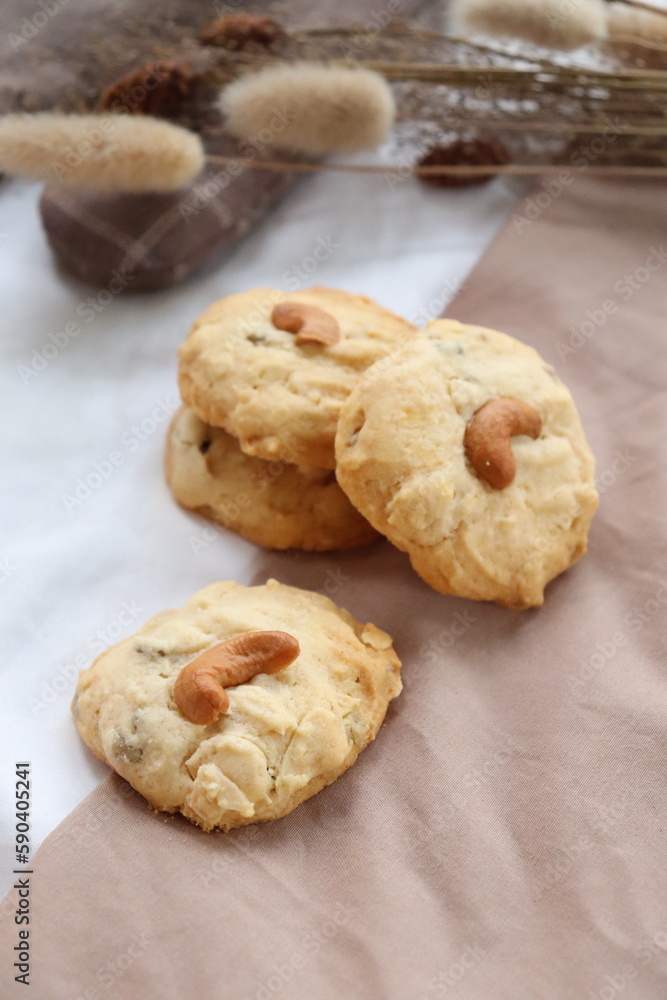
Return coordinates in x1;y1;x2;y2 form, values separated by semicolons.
0;170;518;894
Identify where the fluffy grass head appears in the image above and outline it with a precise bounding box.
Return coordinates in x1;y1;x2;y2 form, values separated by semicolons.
220;63;395;156
0;114;204;192
450;0;608;50
607;2;667;44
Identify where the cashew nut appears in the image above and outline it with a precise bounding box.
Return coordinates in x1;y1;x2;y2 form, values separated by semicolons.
464;397;542;490
174;631;300;724
271;302;340;346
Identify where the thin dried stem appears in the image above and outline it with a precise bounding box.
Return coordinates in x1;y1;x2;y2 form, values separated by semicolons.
205;154;667;178
196;22;667;178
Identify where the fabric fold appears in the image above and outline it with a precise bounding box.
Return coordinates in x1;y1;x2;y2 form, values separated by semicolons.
2;175;666;999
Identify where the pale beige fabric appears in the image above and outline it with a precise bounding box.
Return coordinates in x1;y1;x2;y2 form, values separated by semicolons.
2;177;666;999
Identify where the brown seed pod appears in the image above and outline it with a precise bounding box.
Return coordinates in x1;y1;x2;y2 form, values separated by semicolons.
417;137;511;188
98;61;194;118
198;13;284;50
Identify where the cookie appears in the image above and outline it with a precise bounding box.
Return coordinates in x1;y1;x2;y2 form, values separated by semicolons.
335;319;599;609
73;580;402;831
177;286;415;469
165;406;379;551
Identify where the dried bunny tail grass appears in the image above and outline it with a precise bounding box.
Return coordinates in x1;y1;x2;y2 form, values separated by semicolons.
450;0;608;50
0;114;204;192
607;2;667;44
219;63;395;156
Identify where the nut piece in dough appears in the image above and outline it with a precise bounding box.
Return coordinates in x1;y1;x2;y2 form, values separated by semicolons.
271;302;340;346
174;631;300;724
464;397;542;490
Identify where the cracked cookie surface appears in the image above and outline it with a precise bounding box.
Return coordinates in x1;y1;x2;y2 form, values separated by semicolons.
177;286;415;469
73;580;402;830
335;319;599;609
165;406;379;551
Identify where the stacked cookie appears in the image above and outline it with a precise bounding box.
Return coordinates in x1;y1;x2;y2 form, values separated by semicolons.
169;286;599;608
335;318;599;609
167;286;416;550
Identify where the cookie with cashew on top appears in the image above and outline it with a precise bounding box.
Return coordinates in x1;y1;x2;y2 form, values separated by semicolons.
72;580;401;831
165;406;379;551
335;319;599;609
177;287;415;469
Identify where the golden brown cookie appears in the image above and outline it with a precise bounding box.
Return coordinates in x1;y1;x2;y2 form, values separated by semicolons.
177;286;415;469
335;319;599;609
73;580;402;831
165;406;379;551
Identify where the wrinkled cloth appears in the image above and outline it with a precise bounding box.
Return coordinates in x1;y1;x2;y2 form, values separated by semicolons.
1;175;666;999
